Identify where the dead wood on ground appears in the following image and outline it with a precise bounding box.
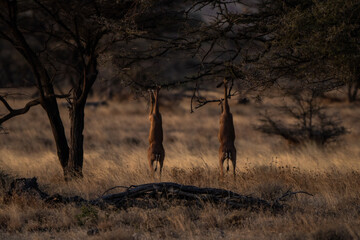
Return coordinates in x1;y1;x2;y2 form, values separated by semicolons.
5;178;312;212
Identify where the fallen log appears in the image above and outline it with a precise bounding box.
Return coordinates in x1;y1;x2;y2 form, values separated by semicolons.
6;178;312;212
97;182;278;211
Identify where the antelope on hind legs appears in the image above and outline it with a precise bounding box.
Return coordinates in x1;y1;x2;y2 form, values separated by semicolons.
218;79;236;180
147;87;165;180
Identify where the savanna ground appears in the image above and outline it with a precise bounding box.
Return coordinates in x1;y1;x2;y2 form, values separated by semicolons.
0;88;360;239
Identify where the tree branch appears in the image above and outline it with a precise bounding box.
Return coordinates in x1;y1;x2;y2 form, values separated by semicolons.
0;96;40;125
190;80;237;112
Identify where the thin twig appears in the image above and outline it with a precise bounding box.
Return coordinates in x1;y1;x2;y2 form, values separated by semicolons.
276;190;314;203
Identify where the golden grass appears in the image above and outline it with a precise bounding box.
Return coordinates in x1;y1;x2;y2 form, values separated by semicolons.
0;89;360;239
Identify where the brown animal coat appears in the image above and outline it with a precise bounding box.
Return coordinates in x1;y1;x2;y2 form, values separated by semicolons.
147;87;165;178
218;80;236;179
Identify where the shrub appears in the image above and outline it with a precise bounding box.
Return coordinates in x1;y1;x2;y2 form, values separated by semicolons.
256;90;347;145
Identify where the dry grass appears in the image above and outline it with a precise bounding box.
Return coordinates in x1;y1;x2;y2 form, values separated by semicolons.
0;88;360;239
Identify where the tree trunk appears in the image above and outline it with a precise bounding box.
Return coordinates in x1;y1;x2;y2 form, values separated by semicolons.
66;101;86;179
41;97;70;173
65;60;98;180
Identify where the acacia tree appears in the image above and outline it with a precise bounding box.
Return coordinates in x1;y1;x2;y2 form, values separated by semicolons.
255;0;360;100
110;0;201;93
175;0;360;101
114;1;274;109
0;0;147;179
154;0;273;107
104;1;276;105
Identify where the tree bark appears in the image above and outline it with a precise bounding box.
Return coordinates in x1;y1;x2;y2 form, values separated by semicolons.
67;101;86;179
